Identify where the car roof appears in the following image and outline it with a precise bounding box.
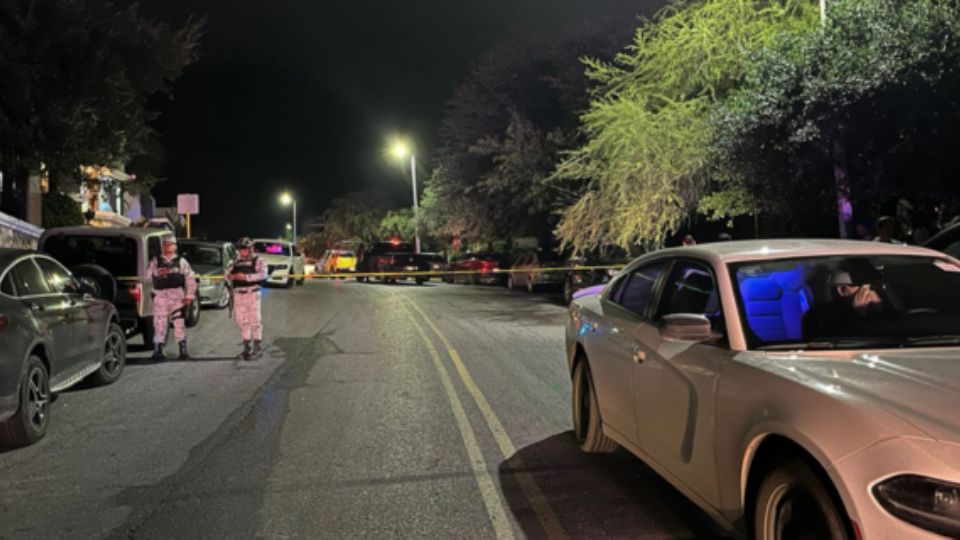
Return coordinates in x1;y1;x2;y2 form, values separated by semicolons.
660;239;942;264
41;226;172;239
178;238;228;246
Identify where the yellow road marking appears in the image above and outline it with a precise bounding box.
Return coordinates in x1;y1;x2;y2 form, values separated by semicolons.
401;295;569;540
399;301;516;540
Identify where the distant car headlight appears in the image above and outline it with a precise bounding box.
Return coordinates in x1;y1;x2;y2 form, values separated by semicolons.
873;475;960;537
404;266;417;272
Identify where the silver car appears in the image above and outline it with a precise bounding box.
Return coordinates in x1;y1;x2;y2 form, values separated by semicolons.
0;250;125;448
567;240;960;539
178;239;235;308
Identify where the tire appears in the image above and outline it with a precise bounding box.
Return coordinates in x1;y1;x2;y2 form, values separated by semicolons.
0;356;50;448
415;278;426;285
571;360;618;453
71;264;117;303
753;458;851;540
297;277;305;286
563;279;574;305
89;323;126;386
215;286;230;309
140;316;155;346
527;277;537;293
284;277;294;289
507;275;515;290
184;297;201;328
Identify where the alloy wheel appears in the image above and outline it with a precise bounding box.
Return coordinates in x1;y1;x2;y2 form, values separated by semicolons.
102;331;124;377
26;366;50;432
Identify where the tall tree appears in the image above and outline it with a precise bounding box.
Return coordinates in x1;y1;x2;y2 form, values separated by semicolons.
553;0;817;253
710;0;960;236
320;190;392;247
0;0;202;217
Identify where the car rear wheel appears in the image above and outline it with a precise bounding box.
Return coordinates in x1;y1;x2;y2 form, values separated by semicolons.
754;458;850;540
140;316;155;346
89;323;126;386
0;356;50;448
571;360;618;453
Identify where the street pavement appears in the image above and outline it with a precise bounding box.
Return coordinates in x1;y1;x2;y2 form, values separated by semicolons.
0;279;727;539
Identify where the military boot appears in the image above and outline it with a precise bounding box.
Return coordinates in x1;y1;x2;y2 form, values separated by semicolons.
151;344;165;361
252;340;262;358
239;340;251;360
178;340;190;360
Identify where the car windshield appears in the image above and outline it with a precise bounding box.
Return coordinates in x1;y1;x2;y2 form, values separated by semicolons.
254;242;290;256
42;235;138;277
731;255;960;350
179;243;223;266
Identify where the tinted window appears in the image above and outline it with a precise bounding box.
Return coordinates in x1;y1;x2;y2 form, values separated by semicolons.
35;257;78;294
615;263;666;316
658;262;718;317
9;259;51;296
179;243;223;266
43;234;138;277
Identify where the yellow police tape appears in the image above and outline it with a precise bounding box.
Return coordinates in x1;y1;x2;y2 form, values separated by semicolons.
113;265;625;282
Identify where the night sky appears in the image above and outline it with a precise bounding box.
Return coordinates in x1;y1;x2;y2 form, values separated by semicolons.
138;0;662;241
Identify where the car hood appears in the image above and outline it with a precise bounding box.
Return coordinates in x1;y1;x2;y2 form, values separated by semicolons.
257;254;292;263
762;349;960;443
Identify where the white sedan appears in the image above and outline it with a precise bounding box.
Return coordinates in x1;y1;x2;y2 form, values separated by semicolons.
566;239;960;540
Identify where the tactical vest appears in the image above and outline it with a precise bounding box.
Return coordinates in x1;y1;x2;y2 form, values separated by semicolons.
232;256;262;288
153;257;186;290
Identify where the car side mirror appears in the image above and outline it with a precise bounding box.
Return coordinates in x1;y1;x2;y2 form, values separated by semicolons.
660;313;717;342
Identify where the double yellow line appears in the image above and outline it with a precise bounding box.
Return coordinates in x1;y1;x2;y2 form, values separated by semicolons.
394;292;568;540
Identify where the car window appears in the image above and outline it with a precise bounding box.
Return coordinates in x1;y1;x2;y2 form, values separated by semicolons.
35;257;78;294
8;259;52;297
1;272;16;296
657;261;721;327
43;234;138;277
614;262;666;316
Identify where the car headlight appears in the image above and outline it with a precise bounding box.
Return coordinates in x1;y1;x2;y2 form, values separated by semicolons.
405;266;417;272
873;475;960;537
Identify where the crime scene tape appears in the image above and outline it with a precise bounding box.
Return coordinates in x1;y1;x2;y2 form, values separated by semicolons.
113;265;626;282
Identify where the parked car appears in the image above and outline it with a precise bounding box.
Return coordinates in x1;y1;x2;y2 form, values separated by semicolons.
177;239;235;309
0;249;126;448
252;239;305;288
356;241;414;282
415;252;446;281
562;255;629;305
567;239;960;539
39;227;200;345
507;249;567;292
444;252;505;285
381;252;429;285
320;249;358;276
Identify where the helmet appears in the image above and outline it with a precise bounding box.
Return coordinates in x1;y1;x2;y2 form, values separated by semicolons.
236;237;254;249
162;236;177;246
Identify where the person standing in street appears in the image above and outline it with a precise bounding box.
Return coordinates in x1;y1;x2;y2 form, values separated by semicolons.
227;237;267;360
146;237;197;360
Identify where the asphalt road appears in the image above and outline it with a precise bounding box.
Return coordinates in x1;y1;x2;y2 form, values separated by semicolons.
0;279;727;539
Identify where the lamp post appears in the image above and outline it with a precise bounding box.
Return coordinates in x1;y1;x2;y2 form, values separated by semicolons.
390;140;420;254
280;192;297;246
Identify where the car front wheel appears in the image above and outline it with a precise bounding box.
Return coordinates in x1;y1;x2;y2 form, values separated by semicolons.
754;458;850;540
185;297;201;327
0;356;50;448
571;360;618;453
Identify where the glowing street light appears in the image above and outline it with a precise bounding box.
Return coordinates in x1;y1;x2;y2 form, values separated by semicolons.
279;191;297;246
387;136;420;254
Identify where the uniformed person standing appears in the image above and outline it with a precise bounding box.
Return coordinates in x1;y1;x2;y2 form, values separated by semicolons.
227;237;267;359
145;237;197;360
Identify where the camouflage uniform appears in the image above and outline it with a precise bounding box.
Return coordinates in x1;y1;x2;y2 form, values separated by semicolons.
227;250;267;359
145;251;197;359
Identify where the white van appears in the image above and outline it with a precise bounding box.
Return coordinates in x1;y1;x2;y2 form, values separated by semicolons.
251;239;305;288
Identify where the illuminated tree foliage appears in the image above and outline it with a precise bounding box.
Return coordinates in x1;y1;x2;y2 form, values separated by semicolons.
553;0;817;252
711;0;960;235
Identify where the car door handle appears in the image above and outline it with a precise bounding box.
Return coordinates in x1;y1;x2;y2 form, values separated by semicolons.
632;346;646;364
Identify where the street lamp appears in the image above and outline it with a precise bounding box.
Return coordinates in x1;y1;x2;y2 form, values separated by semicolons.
389;137;420;254
279;191;297;246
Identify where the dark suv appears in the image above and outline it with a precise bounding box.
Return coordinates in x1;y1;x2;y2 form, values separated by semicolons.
38;227;201;345
356;241;415;282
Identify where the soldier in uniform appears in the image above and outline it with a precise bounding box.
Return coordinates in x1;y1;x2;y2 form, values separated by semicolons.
145;237;197;360
227;237;267;359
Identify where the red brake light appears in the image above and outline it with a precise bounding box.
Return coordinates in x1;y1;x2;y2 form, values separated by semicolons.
129;284;142;303
0;315;8;331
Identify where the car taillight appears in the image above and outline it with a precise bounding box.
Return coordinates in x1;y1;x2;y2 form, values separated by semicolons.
0;315;8;331
129;284;142;303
